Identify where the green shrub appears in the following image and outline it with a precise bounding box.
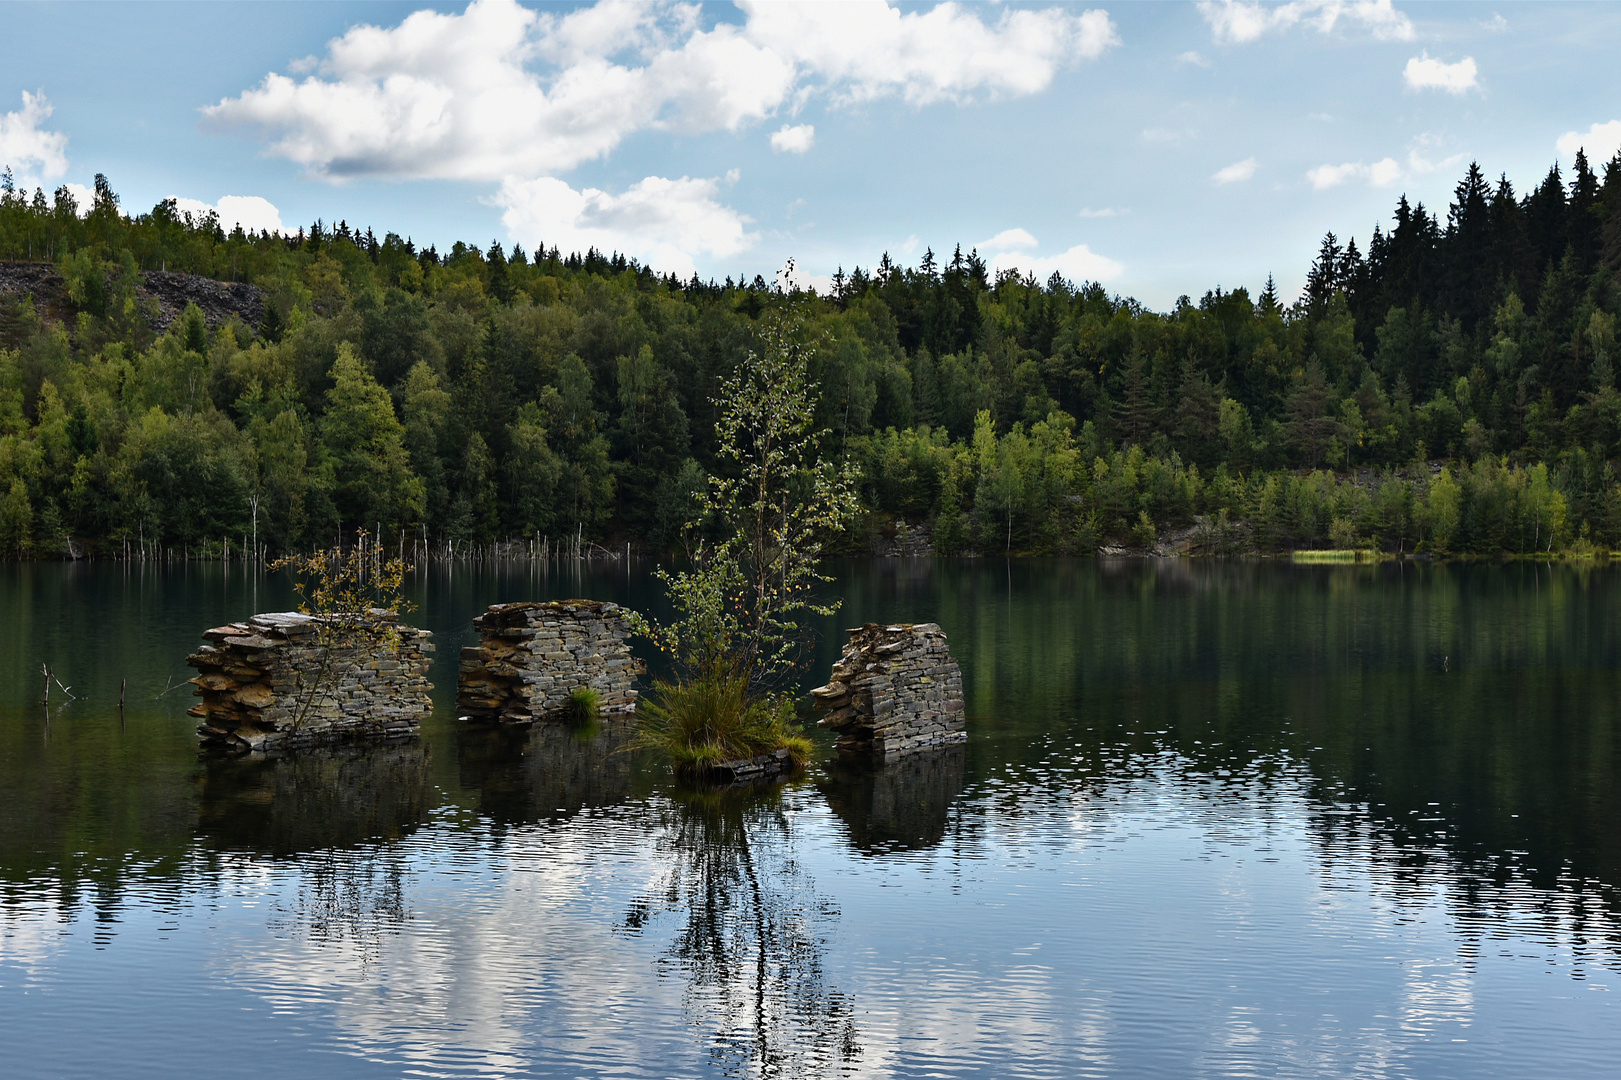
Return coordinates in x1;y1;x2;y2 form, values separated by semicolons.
633;672;812;778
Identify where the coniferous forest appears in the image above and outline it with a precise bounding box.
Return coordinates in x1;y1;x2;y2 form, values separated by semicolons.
2;151;1621;560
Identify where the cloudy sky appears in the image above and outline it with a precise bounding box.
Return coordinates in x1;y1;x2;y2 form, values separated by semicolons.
1;0;1618;307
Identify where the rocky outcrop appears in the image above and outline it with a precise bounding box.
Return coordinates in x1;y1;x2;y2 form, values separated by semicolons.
0;261;264;333
456;600;642;724
877;520;935;557
139;270;264;332
187;611;434;752
811;622;966;756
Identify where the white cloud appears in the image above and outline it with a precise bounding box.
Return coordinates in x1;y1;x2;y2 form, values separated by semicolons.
1368;157;1404;186
982;232;1123;283
978;227;1038;250
1306;157;1401;189
61;182;94;215
0;90;69;188
172;195;285;234
1557;120;1621;163
769;123;815;153
1403;52;1478;94
206;0;1120;182
742;1;1120;106
1198;0;1413;44
1481;13;1507;32
1079;206;1126;218
1212;157;1258;184
1404;133;1462;176
494;173;755;277
1306;133;1462;191
777;260;833;294
1177;50;1213;68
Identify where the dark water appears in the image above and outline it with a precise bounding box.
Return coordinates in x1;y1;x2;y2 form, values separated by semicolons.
2;558;1619;1078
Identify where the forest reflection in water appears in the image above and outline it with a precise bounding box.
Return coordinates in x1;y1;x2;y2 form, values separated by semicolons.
2;558;1621;1076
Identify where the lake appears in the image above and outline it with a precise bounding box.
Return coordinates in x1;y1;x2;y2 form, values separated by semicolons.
2;557;1618;1078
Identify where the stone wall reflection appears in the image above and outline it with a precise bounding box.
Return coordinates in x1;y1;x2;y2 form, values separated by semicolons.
456;720;643;825
818;744;966;855
197;740;431;856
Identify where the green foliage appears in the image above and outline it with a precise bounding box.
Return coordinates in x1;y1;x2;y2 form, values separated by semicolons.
642;309;861;687
321;343;424;529
0;156;1620;559
633;308;857;777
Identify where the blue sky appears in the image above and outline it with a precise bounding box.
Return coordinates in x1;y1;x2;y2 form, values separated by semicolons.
1;1;1618;308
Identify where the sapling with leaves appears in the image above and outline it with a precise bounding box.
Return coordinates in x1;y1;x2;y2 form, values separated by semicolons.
632;310;861;774
269;529;417;731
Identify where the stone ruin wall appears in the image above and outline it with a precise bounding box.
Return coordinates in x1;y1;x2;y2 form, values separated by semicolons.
811;622;966;756
187;611;434;753
456;600;641;724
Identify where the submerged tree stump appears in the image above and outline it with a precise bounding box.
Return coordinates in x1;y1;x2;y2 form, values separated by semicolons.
811;622;966;756
456;600;642;724
187;611;434;753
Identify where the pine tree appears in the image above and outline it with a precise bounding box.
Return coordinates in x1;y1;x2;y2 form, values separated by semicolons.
1488;173;1535;301
1258;274;1280;316
1283;358;1347;467
1568;148;1602;272
1524;164;1567;281
1304;233;1343;315
1443;162;1493;329
1113;349;1155;447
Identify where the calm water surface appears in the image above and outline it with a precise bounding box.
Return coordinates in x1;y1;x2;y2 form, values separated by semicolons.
1;558;1618;1078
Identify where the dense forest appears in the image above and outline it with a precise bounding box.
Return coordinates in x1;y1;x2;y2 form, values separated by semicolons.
2;151;1620;560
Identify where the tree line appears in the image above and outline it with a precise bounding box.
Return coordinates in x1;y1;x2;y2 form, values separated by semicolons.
1;149;1619;559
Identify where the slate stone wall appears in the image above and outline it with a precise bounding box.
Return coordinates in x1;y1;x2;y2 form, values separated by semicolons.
811;622;966;756
456;600;641;724
187;611;434;753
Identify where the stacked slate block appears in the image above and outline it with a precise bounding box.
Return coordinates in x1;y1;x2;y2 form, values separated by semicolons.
187;611;434;753
456;600;641;724
811;622;966;756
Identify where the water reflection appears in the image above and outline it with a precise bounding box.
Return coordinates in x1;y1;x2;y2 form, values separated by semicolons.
626;785;861;1076
456;719;647;825
828;558;1621;934
818;744;966;855
197;741;432;856
3;559;1621;1076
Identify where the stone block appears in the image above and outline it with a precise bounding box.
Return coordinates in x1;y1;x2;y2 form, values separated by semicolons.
456;599;643;725
811;622;965;757
187;611;434;753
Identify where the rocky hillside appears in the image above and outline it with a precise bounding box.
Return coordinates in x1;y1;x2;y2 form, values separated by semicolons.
0;261;264;334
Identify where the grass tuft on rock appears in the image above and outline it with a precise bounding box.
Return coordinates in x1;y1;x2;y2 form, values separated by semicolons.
563;685;601;725
634;672;812;777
